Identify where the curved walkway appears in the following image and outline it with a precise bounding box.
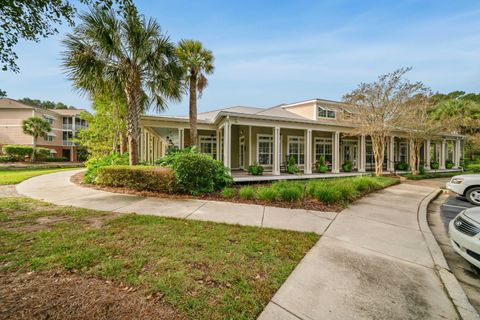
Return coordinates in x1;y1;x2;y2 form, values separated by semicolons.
16;170;337;235
16;170;478;319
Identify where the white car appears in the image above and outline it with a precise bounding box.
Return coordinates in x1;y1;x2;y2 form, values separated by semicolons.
449;207;480;269
446;174;480;205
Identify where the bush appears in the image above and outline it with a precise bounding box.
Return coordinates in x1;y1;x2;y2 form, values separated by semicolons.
2;145;33;160
446;160;454;169
342;160;352;172
35;147;51;160
272;181;303;202
316;155;328;173
155;147;196;167
221;187;236;198
313;184;342;204
239;186;255;200
248;163;264;175
430;161;439;170
173;153;232;194
84;153;129;183
255;186;278;202
97;165;176;193
419;165;426;175
0;155;16;162
469;164;480;173
395;161;408;171
43;156;69;162
287;155;299;174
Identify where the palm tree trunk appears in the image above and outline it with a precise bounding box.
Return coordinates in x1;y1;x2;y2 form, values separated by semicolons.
125;88;140;165
189;73;198;147
31;137;37;162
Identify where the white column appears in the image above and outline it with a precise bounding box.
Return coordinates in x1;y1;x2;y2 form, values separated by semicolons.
216;129;220;160
178;128;184;149
425;139;431;169
273;127;281;175
454;139;461;168
248;126;253;166
305;129;312;174
332;131;340;173
223;122;231;170
358;135;366;172
387;136;395;171
439;139;446;169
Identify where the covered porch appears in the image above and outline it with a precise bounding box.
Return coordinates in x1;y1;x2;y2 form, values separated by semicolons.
139;115;464;179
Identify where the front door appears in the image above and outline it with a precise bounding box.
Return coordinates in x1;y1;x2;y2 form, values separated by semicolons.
239;137;245;169
342;143;358;168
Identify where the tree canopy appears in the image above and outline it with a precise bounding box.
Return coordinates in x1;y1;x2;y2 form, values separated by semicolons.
18;97;78;109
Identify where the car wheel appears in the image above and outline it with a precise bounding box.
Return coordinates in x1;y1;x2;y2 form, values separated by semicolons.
466;187;480;206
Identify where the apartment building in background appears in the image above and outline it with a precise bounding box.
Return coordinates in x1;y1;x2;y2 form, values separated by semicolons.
0;98;88;161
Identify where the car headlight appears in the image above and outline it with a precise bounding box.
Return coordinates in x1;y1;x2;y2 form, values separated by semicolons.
450;178;464;184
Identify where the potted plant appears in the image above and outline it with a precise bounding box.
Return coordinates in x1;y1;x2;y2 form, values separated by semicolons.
248;162;264;175
430;161;440;170
395;161;408;171
287;155;299;174
316;155;328;173
342;160;352;172
446;160;454;169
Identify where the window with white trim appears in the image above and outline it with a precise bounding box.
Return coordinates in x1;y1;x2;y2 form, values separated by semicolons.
317;106;336;119
314;138;332;163
399;142;408;162
257;135;273;165
288;136;304;165
366;142;374;164
42;114;54;125
44;135;54;142
199;135;217;159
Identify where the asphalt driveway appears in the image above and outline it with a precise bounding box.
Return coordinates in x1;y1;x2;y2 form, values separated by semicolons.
440;193;476;230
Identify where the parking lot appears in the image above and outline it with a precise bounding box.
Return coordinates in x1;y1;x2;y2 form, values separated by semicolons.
428;191;480;312
440;193;476;230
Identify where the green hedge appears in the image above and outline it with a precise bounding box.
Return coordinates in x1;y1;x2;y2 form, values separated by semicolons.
2;144;51;161
97;165;177;193
84;153;129;183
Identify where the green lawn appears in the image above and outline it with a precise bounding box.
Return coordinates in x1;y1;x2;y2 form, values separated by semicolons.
0;197;318;319
0;168;79;185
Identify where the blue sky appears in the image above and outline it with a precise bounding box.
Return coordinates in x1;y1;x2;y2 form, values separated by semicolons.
2;0;480;115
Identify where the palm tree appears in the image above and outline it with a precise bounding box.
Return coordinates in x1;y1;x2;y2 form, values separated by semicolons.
177;40;214;147
22;117;51;162
62;6;182;165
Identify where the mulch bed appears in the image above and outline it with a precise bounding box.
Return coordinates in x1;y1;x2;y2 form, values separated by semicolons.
71;172;342;212
0;271;183;320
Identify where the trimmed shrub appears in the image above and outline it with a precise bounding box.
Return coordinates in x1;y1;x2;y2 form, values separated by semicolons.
35;147;51;160
239;186;255;200
255;187;278;202
287;155;299;174
97;165;176;193
2;145;33;160
221;187;236;198
248;163;264;176
84;153;129;183
445;160;454;169
430;161;439;170
43;156;69;162
173;153;232;194
395;161;408;171
342;160;352;172
0;155;16;162
316;155;328;173
155;147;196;167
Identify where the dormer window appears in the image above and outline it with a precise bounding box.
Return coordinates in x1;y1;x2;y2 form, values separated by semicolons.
317;106;336;119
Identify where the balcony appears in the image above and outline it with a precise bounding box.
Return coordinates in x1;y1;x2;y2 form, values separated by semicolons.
62;140;75;146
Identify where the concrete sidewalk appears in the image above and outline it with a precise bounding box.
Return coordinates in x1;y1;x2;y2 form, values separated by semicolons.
16;170;475;319
16;170;336;235
259;181;470;320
